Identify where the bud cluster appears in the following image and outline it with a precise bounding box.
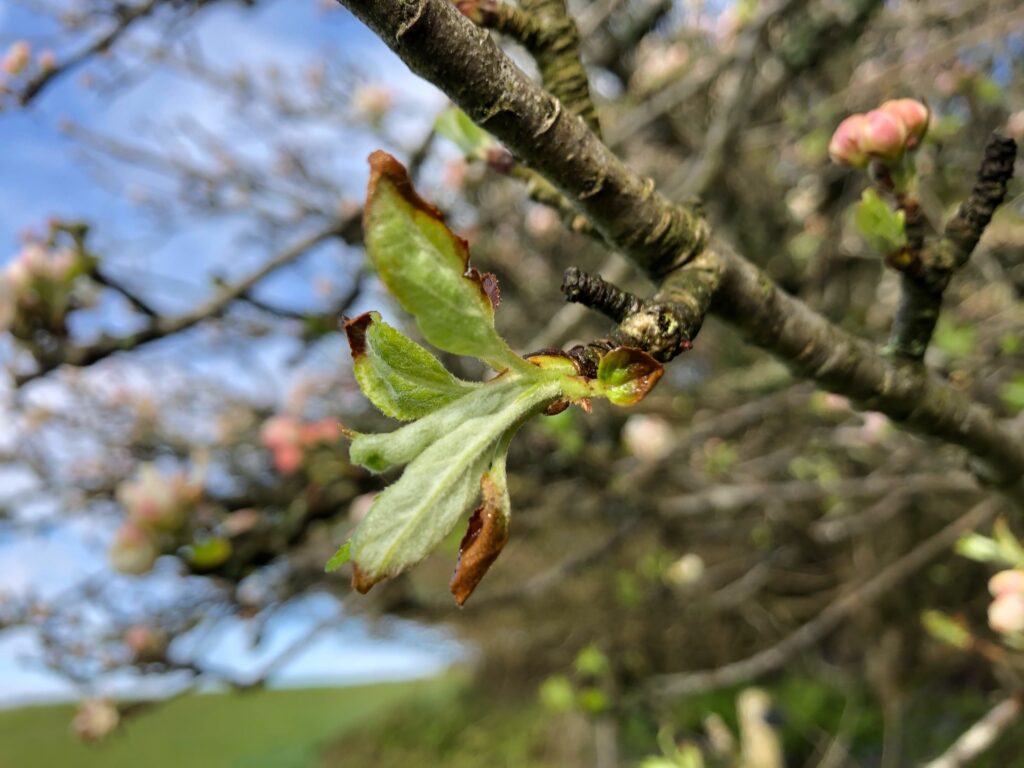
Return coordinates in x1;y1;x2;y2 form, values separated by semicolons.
0;41;57;108
260;415;341;474
829;99;930;168
0;241;94;341
108;464;203;575
988;569;1024;636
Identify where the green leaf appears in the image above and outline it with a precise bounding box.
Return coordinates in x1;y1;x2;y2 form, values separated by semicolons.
595;347;664;405
363;151;527;372
955;533;1001;563
993;518;1024;568
922;610;972;650
349;379;560;592
349;376;524;473
1000;375;1024;415
855;188;907;255
325;540;352;572
434;107;496;159
186;537;232;571
344;311;479;421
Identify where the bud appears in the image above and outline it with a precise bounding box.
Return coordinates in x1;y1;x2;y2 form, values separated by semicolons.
351;85;394;125
828;114;869;168
261;415;305;474
2;41;31;77
989;593;1024;635
622;415;674;462
124;624;168;662
116;463;196;531
989;569;1024;598
38;49;57;74
298;418;340;446
879;98;929;148
109;523;158;575
859;109;908;161
71;698;120;742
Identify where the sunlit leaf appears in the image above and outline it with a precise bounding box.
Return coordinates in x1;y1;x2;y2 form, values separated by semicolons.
955;533;1001;563
922;609;972;650
344;311;478;421
363;151;527;372
325;540;352;572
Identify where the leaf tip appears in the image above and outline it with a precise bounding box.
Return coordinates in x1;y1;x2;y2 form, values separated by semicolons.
351;562;384;594
366;150;444;221
325;540;352;572
449;475;510;606
343;311;376;359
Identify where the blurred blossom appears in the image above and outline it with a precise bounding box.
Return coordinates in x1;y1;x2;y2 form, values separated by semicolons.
622;415;674;462
38;49;56;74
1007;111;1024;141
525;205;560;239
443;160;467;190
989;593;1024;635
631;42;689;92
351;84;394;125
116;463;201;531
349;492;377;524
222;508;261;536
124;625;169;662
2;41;31;77
989;569;1024;597
109;523;158;575
261;415;341;474
71;699;120;742
665;553;705;586
858;412;890;444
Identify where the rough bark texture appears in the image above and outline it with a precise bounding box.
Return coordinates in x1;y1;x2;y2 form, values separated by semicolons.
337;0;1024;498
889;133;1017;359
342;0;708;279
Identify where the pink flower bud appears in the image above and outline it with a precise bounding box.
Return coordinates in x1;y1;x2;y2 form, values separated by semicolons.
260;415;301;451
298;418;340;446
109;523;158;575
622;415;674;462
989;593;1024;635
989;569;1024;597
273;444;304;474
860;109;908;161
880;98;929;148
828;114;869;168
2;41;31;77
38;49;56;74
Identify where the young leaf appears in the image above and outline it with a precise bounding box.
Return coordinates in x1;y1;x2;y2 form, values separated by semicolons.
325;540;352;572
349;379;560;592
450;449;511;606
595;347;664;406
434;107;496;159
855;188;907;255
363;151;527;372
344;311;479;421
349;375;523;473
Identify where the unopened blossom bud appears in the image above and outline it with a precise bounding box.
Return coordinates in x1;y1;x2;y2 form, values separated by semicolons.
47;248;78;282
298;418;340;446
261;415;305;474
116;463;195;531
38;49;56;74
989;569;1024;598
828;114;869;168
351;84;394;125
880;98;929;148
860;109;908;161
2;41;31;77
71;698;120;742
124;624;168;662
989;593;1024;635
109;523;158;575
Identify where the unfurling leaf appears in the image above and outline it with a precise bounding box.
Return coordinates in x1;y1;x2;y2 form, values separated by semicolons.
364;151;527;372
434;107;497;159
349;379;560;594
325;540;351;572
922;610;972;650
596;347;664;405
450;453;511;606
344;311;478;421
855;188;907;256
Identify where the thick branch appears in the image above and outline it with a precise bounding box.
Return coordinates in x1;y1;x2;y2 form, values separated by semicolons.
341;0;708;279
338;0;1024;496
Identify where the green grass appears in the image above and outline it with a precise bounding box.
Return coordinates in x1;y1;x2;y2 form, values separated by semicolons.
0;677;456;768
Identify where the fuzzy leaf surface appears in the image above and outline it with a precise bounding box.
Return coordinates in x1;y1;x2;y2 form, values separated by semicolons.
363;151;525;371
344;311;478;421
349;379;560;591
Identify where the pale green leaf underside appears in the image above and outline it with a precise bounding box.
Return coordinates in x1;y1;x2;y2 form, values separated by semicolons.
434;107;496;159
350;376;526;473
352;312;479;421
350;379;560;583
365;176;525;371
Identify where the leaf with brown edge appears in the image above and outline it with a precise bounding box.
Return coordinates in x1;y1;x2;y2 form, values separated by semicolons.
344;311;478;421
364;151;528;373
595;347;664;405
450;458;511;606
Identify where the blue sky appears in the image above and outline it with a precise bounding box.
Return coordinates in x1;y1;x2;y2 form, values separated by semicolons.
0;0;457;707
